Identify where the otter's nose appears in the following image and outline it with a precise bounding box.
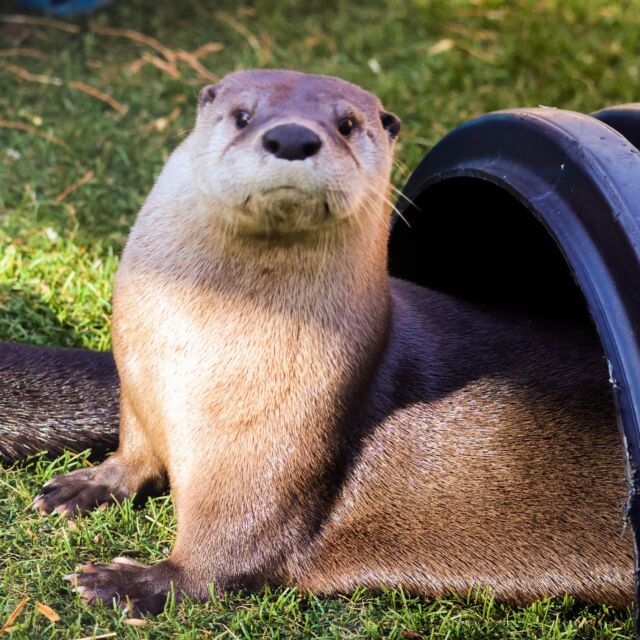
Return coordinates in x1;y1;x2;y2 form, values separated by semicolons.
262;124;322;161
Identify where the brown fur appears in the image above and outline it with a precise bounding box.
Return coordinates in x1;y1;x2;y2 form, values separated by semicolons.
34;70;632;612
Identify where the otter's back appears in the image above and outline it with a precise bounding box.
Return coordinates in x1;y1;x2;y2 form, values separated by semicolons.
300;278;631;607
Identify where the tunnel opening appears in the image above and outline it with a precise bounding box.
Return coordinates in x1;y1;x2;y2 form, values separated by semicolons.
389;177;591;325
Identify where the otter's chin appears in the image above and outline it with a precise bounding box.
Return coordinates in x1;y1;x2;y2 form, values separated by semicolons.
235;188;339;236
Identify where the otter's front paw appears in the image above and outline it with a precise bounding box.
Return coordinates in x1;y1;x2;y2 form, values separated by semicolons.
33;467;129;517
64;558;177;615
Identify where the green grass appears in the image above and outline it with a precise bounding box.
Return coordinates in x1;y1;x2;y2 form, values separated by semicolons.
0;0;638;636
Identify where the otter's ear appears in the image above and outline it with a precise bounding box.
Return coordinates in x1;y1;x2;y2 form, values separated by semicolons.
198;84;219;109
380;111;401;140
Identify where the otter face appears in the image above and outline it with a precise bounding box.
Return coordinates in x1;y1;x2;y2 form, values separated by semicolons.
189;70;401;236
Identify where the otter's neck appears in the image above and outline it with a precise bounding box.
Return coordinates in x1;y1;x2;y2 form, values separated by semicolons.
117;169;393;428
122;142;393;356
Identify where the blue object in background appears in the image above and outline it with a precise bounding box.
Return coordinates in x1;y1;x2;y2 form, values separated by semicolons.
16;0;114;17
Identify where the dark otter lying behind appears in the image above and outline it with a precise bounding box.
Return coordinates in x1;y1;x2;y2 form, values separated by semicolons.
2;70;632;613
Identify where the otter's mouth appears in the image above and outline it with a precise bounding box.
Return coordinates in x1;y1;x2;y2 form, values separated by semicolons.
258;186;321;206
262;186;302;195
240;187;333;234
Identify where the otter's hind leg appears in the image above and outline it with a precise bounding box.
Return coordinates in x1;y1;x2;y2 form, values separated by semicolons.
34;396;166;516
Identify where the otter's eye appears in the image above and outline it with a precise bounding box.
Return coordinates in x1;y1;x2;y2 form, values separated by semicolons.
234;110;251;129
337;117;355;137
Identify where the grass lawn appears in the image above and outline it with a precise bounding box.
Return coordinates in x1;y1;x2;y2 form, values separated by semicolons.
0;0;638;637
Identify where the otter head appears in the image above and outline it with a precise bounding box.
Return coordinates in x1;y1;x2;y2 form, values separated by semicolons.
189;69;401;236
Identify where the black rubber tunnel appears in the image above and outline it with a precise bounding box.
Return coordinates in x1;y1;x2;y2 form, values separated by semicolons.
594;104;640;151
389;107;640;629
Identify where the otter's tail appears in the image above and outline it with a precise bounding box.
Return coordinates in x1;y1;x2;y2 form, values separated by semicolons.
0;343;119;463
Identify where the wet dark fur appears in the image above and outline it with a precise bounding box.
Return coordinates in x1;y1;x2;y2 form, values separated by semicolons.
0;343;119;461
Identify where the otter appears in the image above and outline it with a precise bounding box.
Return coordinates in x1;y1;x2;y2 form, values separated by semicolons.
19;69;632;612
